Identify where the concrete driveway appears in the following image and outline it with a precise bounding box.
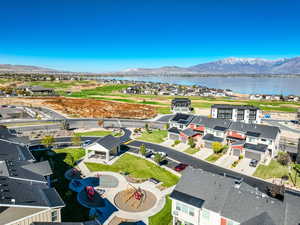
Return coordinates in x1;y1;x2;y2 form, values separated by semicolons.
215;154;238;168
233;158;257;175
195;148;214;160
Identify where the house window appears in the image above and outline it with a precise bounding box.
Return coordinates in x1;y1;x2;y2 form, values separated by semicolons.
189;207;195;216
51;211;58;222
181;204;188;214
202;209;210;220
176;202;182;211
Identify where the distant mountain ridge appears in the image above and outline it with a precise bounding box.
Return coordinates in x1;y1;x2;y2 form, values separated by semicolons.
0;64;58;73
123;57;300;75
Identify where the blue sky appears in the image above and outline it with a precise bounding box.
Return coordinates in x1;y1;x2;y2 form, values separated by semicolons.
0;0;300;72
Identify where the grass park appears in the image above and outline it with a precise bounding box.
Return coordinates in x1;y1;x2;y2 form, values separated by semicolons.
85;153;179;187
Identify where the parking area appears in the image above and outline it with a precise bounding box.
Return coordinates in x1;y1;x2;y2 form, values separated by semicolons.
232;158;257;175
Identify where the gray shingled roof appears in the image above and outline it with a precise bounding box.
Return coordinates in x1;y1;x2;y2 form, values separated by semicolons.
202;133;224;142
240;212;276;225
0;139;35;161
171;168;300;225
168;127;181;134
244;143;268;153
31;223;84;225
182;128;197;137
229;122;280;139
21;161;53;176
95;135;121;150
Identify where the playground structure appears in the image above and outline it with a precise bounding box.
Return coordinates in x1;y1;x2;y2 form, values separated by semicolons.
86;186;95;200
114;184;157;212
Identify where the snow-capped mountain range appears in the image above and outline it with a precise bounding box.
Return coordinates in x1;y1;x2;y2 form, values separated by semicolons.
123;57;300;75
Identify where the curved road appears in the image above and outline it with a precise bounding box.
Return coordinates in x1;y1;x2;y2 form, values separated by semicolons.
28;128;299;195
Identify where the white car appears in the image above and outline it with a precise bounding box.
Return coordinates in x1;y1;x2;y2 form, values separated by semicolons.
151;151;167;159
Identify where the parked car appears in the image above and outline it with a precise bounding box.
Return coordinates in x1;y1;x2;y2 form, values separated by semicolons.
151;151;167;159
82;140;92;147
290;120;299;124
145;149;154;158
174;163;188;172
249;159;258;167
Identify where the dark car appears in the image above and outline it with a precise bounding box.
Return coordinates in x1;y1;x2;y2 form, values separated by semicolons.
145;149;154;158
249;159;258;167
174;163;188;172
149;178;160;184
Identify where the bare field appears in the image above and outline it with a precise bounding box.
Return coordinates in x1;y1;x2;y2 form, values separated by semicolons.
0;97;157;119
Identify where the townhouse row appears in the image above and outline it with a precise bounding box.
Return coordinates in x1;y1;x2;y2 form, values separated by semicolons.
168;113;280;163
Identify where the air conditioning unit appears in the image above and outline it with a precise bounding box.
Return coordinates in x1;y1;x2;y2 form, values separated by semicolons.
173;210;179;216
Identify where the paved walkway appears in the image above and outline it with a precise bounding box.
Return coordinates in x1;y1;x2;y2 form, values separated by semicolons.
77;161;170;225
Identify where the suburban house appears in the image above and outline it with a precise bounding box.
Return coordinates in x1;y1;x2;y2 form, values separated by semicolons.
0;126;65;225
171;98;193;114
168;114;281;163
229;122;281;162
170;167;300;225
84;135;122;163
211;104;262;124
17;85;55;96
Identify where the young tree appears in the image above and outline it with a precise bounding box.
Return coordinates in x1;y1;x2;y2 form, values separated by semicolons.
188;137;196;148
61;120;70;130
277;152;291;166
41;135;54;148
153;153;163;164
139;144;147;156
145;123;150;132
294;164;300;186
71;135;81;146
212;142;223;154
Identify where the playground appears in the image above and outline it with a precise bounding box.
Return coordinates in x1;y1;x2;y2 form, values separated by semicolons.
114;186;157;213
66;164;173;224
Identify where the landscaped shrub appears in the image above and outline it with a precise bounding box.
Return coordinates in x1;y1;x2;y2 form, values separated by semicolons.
239;155;244;160
212;142;223;154
172;140;181;147
277;152;291;166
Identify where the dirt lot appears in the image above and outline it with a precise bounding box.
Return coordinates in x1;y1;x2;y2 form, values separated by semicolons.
0;97;157;119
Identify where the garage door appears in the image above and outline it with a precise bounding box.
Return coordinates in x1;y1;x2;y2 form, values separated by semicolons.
232;148;241;157
204;142;212;149
169;133;179;140
245;151;261;161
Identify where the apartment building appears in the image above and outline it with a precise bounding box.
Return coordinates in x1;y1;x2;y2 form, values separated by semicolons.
211;104;262;124
171;98;192;114
0;126;65;225
170;167;300;225
168;114;281;163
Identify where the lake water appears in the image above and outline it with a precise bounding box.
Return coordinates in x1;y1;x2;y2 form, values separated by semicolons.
95;75;300;95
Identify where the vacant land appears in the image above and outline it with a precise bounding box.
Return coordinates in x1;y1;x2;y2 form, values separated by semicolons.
0;97;157;119
85;153;179;187
137;130;168;143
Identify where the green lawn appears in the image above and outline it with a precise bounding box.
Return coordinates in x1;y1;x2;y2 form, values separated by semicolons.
74;130;113;137
156;107;172;114
32;148;89;222
184;147;200;155
137;130;168;143
149;196;172;225
85;153;179;187
28;80;94;89
205;153;223;163
69;84;130;98
254;160;300;188
253;160;289;179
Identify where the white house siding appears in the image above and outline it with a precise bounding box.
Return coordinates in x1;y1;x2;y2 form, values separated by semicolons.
7;208;61;225
172;200;201;225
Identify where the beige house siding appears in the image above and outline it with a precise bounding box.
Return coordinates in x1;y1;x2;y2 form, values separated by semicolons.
7;208;61;225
